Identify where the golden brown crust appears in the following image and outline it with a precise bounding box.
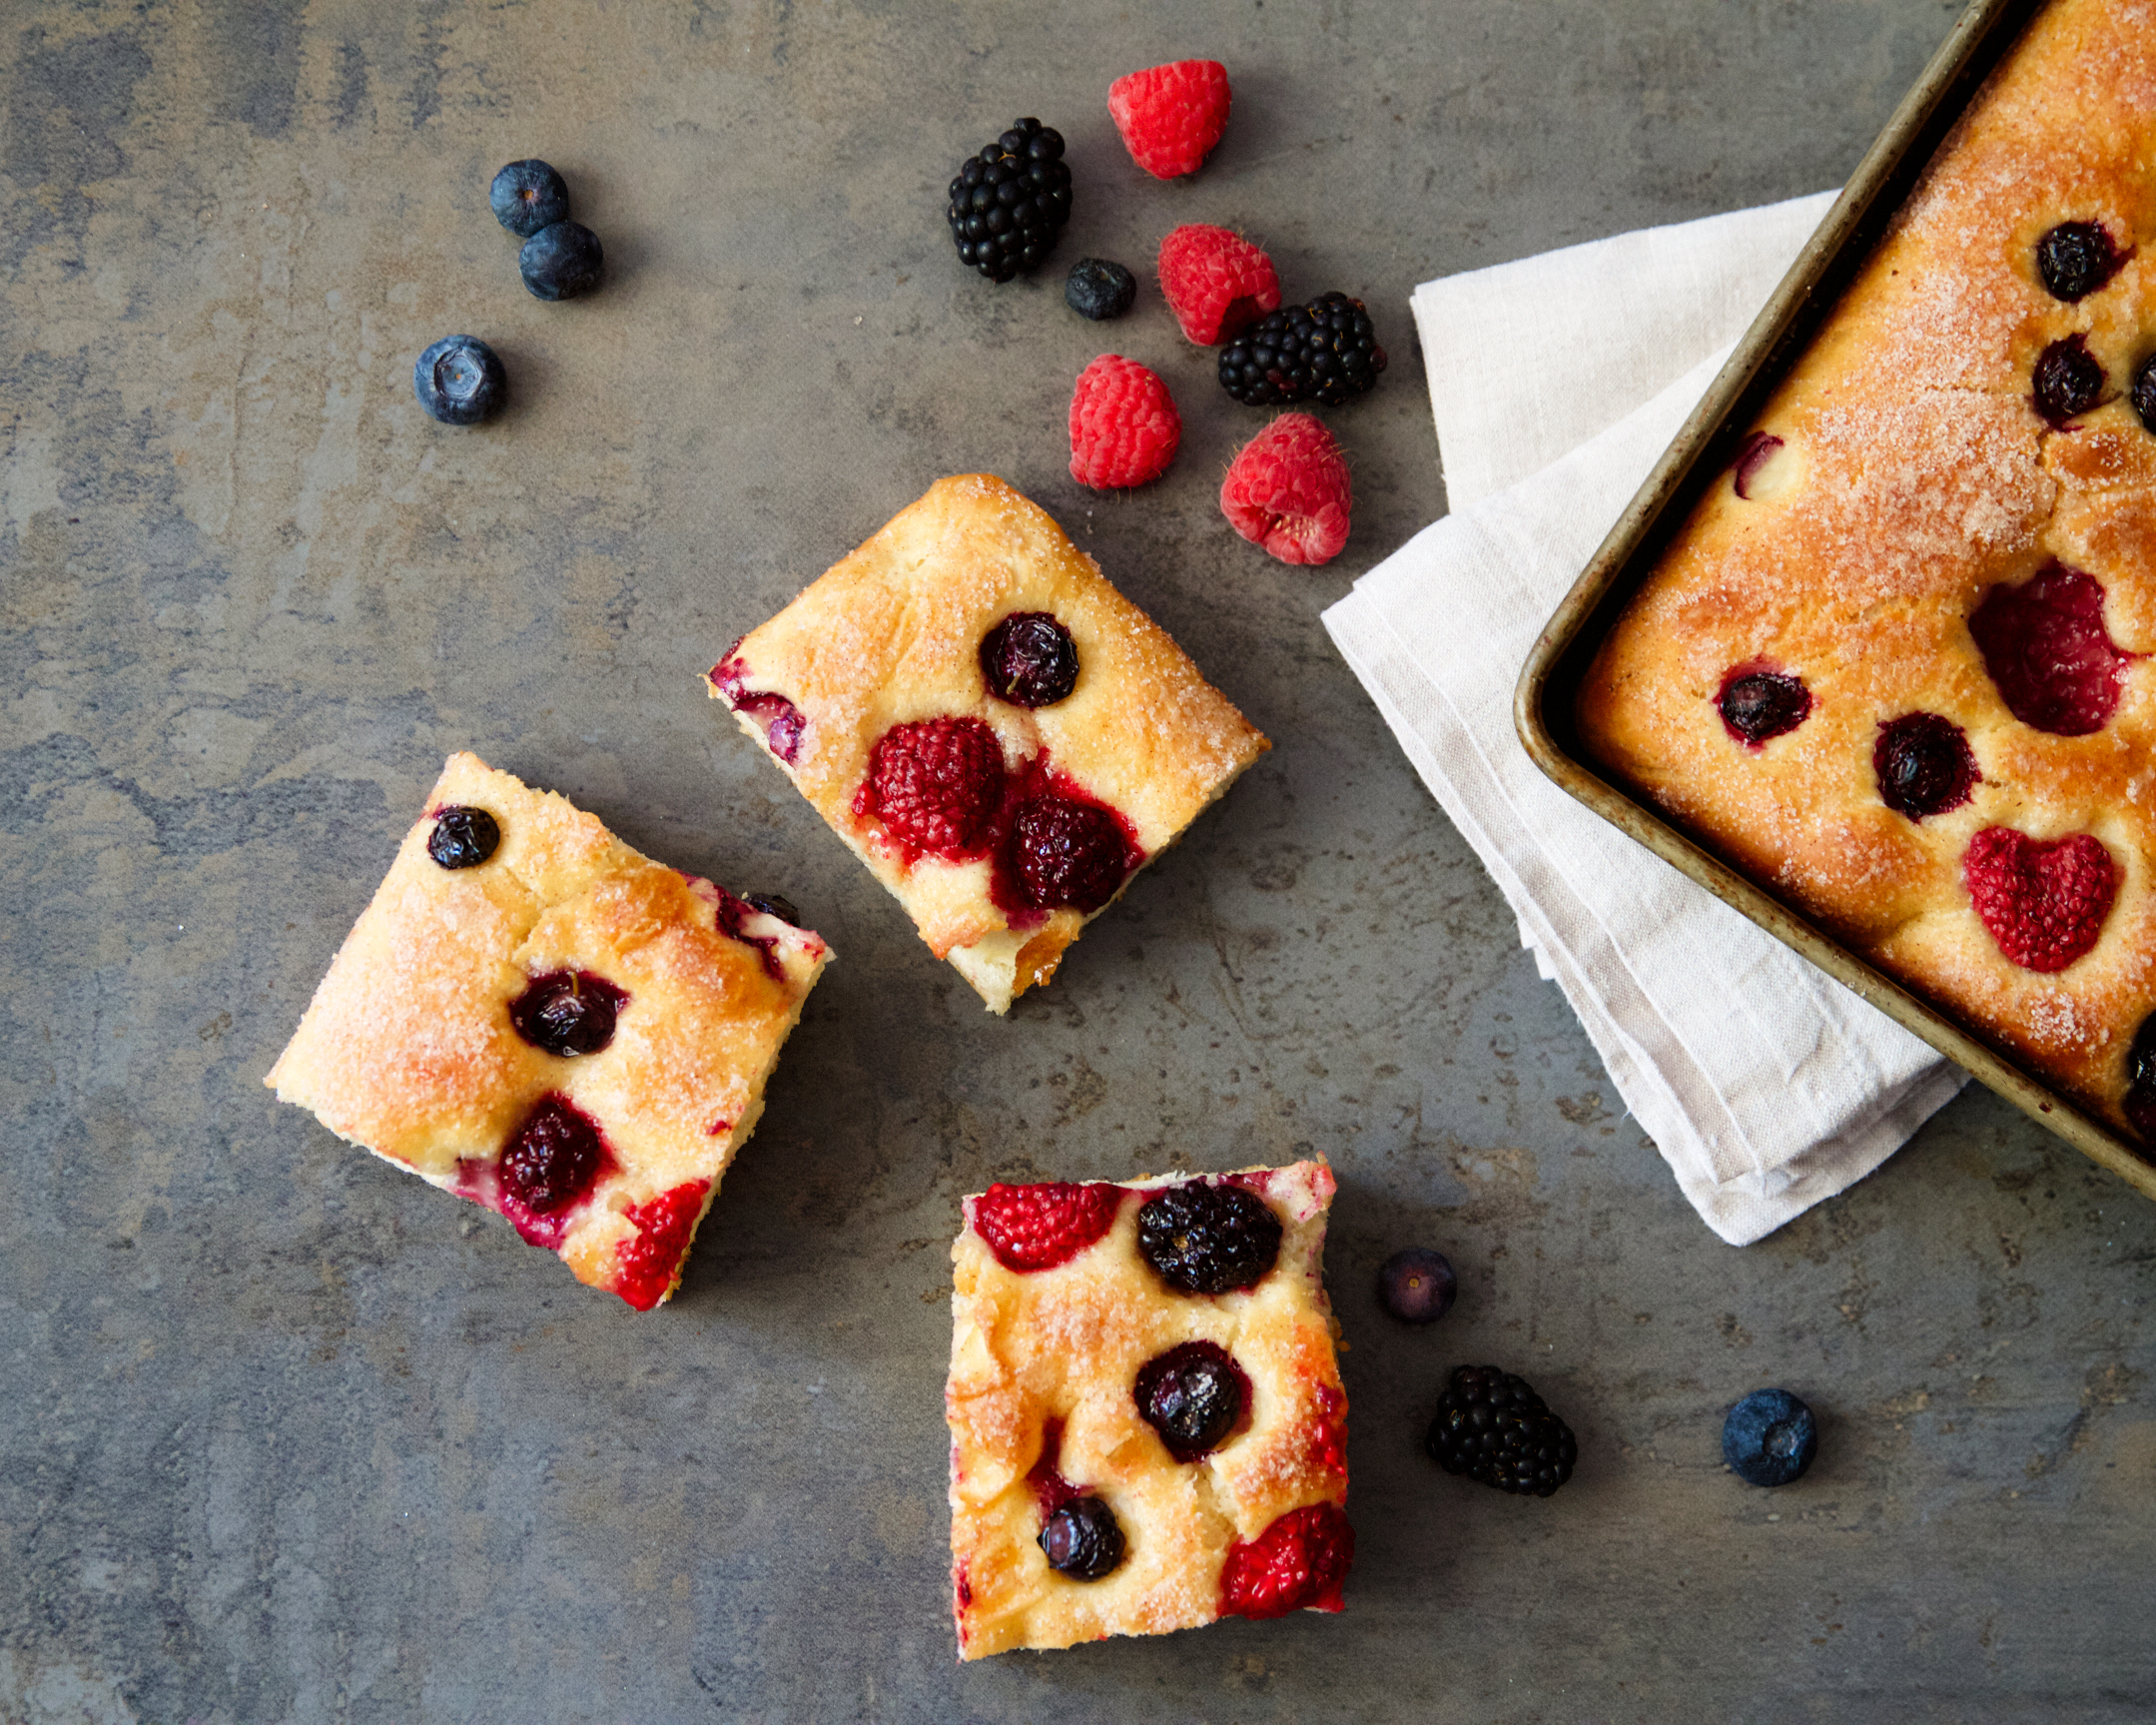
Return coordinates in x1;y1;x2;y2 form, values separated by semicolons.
1579;0;2156;1138
947;1160;1346;1659
265;752;831;1306
711;473;1268;1012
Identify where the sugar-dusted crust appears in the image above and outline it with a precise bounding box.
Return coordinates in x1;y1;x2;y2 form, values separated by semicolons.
266;751;831;1307
709;473;1269;1013
947;1160;1347;1659
1579;0;2156;1142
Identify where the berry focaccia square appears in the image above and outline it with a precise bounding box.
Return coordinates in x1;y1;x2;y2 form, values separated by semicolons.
947;1159;1351;1659
708;473;1268;1013
266;751;831;1309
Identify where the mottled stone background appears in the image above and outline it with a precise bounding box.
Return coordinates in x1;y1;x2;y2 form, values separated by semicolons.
5;2;2152;1721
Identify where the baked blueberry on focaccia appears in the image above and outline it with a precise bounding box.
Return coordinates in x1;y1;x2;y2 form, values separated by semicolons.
266;752;831;1308
946;1160;1351;1659
1580;0;2156;1151
708;473;1268;1013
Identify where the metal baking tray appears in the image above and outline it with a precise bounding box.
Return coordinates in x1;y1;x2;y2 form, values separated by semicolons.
1513;0;2156;1204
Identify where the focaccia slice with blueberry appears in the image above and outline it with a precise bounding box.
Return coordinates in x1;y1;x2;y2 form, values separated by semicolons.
947;1158;1351;1659
708;473;1268;1013
266;751;831;1308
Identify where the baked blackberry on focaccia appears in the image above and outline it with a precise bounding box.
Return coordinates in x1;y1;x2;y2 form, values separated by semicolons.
947;1159;1351;1658
267;752;830;1308
709;473;1268;1013
1580;0;2156;1149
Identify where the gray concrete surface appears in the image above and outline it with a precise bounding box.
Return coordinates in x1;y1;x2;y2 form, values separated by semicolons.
5;2;2152;1721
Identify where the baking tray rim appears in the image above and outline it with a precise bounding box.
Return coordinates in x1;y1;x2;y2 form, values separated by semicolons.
1511;0;2156;1205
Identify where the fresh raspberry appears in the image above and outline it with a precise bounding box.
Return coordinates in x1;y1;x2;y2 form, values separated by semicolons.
971;1180;1124;1273
861;716;1006;858
1069;355;1181;488
1969;562;2133;736
612;1179;711;1311
1963;826;2118;972
1108;59;1231;180
1219;1502;1354;1619
1156;224;1280;346
1219;413;1352;565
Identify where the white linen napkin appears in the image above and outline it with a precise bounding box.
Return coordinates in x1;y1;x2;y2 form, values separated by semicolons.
1322;192;1966;1245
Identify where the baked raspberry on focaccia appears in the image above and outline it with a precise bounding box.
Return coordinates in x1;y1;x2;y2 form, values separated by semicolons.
1579;0;2156;1152
708;473;1268;1014
266;751;831;1308
947;1159;1351;1658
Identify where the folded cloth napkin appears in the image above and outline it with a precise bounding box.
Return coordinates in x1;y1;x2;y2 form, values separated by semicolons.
1322;191;1967;1245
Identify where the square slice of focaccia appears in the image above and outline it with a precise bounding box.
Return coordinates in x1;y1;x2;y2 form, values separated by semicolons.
709;473;1268;1013
266;751;830;1308
947;1159;1351;1659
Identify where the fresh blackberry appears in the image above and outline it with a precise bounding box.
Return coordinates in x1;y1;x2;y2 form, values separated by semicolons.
1425;1364;1577;1497
945;118;1072;284
1135;1181;1282;1294
1218;292;1387;407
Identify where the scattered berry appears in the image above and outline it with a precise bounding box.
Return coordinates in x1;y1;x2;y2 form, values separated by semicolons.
1425;1364;1577;1497
743;893;802;926
972;1180;1124;1273
510;970;627;1058
501;1093;608;1217
1107;59;1231;179
1218;293;1387;408
1219;1502;1353;1618
1963;825;2117;972
1969;561;2131;736
1065;258;1136;321
2033;334;2104;426
1219;413;1351;565
863;716;1006;858
427;804;501;868
1039;1495;1125;1580
1872;713;1979;820
519;221;603;301
1069;355;1181;488
981;612;1080;708
1732;431;1786;499
1722;1388;1817;1487
489;159;570;238
1009;793;1131;913
2035;221;2122;302
1134;1340;1248;1459
412;336;507;426
1378;1249;1456;1323
946;118;1072;283
612;1179;710;1310
1135;1180;1283;1294
1157;223;1280;346
1718;667;1811;746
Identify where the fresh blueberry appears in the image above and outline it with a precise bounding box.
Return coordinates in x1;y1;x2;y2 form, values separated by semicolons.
1378;1248;1456;1323
2033;335;2105;426
519;221;604;301
412;336;507;426
427;805;500;868
1722;1388;1817;1487
1065;258;1136;321
1038;1495;1124;1580
489;159;571;238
